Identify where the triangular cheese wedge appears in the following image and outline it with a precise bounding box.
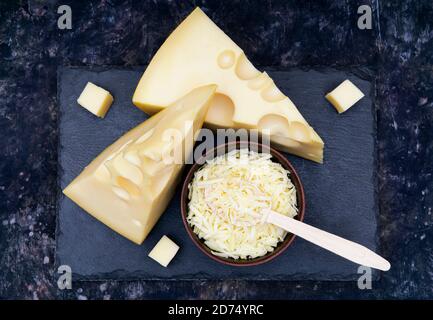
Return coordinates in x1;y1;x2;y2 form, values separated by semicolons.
133;7;324;163
64;85;217;244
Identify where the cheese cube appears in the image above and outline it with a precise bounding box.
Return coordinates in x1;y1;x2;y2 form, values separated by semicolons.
148;236;180;267
77;82;113;118
325;80;364;114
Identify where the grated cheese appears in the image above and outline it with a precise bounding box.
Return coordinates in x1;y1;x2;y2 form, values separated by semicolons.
187;149;297;260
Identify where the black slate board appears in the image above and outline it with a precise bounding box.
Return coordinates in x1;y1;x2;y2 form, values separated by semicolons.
56;67;377;280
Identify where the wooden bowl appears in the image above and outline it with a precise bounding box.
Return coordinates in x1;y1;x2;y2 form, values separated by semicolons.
180;141;305;267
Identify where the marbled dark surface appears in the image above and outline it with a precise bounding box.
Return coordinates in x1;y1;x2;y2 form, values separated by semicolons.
0;0;432;299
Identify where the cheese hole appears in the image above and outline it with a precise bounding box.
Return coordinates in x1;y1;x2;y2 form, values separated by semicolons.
124;150;142;167
94;163;111;182
217;50;236;69
140;157;166;176
257;114;291;137
287;121;312;143
141;149;162;162
261;81;286;102
235;53;260;80
205;93;235;127
116;176;141;196
248;72;271;90
114;154;143;185
112;186;130;201
135;128;155;144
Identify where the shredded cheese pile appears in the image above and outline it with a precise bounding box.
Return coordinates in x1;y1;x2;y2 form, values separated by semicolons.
187;149;298;260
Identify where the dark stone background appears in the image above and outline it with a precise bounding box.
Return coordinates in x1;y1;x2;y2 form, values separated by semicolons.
1;0;432;299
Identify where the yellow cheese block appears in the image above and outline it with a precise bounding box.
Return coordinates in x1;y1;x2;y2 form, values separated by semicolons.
325;80;365;113
77;82;113;118
148;235;180;267
133;7;324;163
63;85;217;244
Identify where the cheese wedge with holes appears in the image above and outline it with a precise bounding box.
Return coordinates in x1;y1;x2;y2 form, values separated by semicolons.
63;85;216;244
133;7;324;163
